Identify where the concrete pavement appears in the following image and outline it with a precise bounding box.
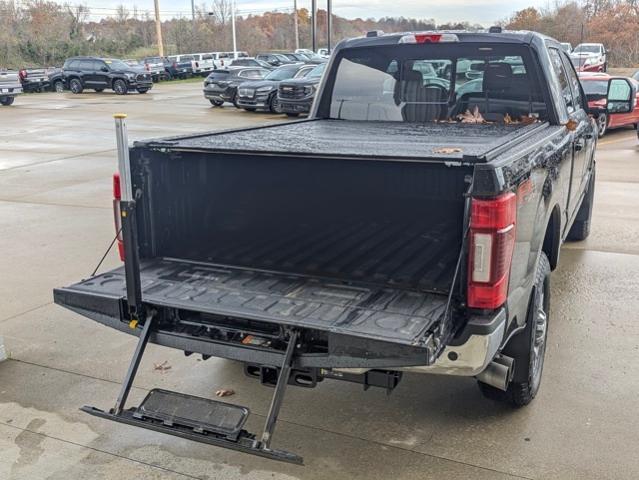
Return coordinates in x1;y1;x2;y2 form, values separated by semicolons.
1;84;638;479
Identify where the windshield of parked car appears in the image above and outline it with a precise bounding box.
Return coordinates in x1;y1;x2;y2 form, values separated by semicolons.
574;45;601;54
104;59;133;70
327;43;546;123
275;54;290;62
308;63;326;78
266;66;298;81
581;79;608;97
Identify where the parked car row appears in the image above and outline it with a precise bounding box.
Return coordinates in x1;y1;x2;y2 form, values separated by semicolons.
203;62;327;116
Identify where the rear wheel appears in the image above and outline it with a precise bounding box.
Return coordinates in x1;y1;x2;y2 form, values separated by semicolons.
596;113;607;137
478;252;551;407
113;79;127;95
232;92;240;109
209;99;224;107
69;78;83;94
567;168;595;241
53;80;64;93
0;96;15;106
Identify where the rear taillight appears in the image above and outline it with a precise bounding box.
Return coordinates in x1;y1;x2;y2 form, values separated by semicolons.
145;63;150;71
467;192;517;309
113;173;125;261
19;69;27;79
172;62;177;68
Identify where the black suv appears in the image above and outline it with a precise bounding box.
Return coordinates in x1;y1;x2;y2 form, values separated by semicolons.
203;67;270;107
236;63;316;112
277;63;326;116
63;57;153;95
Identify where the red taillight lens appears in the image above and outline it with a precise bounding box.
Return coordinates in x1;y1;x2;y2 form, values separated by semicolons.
113;173;124;261
19;69;27;79
145;63;150;71
467;192;517;309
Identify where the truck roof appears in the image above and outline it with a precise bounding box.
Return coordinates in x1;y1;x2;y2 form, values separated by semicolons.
339;30;557;50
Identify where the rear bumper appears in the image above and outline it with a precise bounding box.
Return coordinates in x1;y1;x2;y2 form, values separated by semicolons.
0;84;22;96
397;309;506;376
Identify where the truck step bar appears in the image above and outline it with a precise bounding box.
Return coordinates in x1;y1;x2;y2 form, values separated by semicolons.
82;314;304;464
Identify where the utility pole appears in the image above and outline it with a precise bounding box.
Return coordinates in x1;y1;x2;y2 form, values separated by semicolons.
311;0;317;52
191;0;196;35
153;0;164;56
327;0;332;53
231;0;238;58
293;0;299;51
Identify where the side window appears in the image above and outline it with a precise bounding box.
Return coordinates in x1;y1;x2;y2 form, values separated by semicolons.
79;60;93;71
548;48;575;113
93;60;106;71
560;53;583;110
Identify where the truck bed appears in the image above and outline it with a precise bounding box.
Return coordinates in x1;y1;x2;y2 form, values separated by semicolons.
139;119;548;163
61;258;448;346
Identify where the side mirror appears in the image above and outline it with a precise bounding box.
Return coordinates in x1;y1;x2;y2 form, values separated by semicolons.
607;78;635;114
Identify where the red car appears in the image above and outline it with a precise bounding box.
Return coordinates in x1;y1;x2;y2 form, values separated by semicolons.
580;73;639;136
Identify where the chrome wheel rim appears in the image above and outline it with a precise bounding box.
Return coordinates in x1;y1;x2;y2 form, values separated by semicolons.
597;114;607;136
530;284;548;390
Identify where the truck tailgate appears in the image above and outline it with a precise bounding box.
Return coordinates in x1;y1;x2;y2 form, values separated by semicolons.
57;258;448;346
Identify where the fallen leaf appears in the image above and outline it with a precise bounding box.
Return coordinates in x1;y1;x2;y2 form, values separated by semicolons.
215;389;235;397
457;106;485;124
153;360;171;372
433;147;463;154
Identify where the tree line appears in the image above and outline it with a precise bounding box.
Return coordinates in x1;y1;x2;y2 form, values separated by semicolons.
0;0;483;68
505;0;639;66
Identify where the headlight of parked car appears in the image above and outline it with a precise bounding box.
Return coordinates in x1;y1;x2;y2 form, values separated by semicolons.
126;73;136;80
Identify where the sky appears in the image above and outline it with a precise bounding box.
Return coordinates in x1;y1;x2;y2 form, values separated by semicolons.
79;0;549;25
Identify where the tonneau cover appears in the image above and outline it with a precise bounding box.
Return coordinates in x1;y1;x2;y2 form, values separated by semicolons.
136;119;548;163
59;259;448;346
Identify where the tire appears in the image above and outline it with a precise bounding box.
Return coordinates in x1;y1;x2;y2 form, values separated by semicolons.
567;168;595;241
94;88;104;92
286;112;300;117
53;80;64;93
596;113;607;137
137;88;149;94
232;92;240;109
478;252;551;407
209;99;223;107
269;93;281;113
69;78;83;94
113;79;127;95
0;96;15;106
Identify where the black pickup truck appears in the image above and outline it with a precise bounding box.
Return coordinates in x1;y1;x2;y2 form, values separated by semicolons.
54;30;634;464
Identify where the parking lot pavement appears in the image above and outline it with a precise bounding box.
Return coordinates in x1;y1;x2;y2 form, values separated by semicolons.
1;84;638;480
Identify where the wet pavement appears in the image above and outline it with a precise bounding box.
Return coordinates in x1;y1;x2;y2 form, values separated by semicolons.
1;84;638;479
